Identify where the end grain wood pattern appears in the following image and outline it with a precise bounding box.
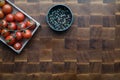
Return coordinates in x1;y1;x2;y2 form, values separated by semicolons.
0;0;120;80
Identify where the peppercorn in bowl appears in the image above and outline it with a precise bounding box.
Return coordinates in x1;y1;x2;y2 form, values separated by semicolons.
46;5;73;31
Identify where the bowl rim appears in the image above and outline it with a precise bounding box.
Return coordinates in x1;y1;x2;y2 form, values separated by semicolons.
46;4;74;31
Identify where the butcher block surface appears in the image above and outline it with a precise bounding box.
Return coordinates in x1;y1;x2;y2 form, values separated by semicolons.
0;0;120;80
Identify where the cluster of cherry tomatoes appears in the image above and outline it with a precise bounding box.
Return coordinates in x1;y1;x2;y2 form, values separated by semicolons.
0;0;36;50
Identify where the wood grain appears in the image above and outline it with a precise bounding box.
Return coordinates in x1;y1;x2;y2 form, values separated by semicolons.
0;0;120;80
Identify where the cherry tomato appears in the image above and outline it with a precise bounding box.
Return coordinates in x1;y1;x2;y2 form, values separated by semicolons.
17;22;27;30
22;29;32;39
0;21;2;28
1;20;8;28
6;14;14;22
26;20;36;30
8;22;17;30
13;42;22;50
15;12;25;22
1;29;10;37
0;0;5;7
15;31;22;41
2;4;12;14
0;10;4;19
5;35;16;45
0;29;1;34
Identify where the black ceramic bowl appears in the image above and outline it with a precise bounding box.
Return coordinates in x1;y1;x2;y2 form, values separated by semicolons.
46;5;73;31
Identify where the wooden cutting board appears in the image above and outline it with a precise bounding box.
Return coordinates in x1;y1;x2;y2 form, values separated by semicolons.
0;0;120;80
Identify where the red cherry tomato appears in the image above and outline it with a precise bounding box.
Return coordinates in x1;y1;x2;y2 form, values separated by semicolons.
8;22;17;30
6;14;14;22
5;35;16;45
0;29;1;34
26;20;36;30
1;20;8;28
22;29;32;39
2;4;12;14
17;22;27;30
13;42;22;50
0;10;4;19
15;31;23;41
1;29;10;37
15;12;25;22
0;20;7;28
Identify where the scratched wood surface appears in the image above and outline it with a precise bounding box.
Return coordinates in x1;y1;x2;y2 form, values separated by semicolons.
0;0;120;80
